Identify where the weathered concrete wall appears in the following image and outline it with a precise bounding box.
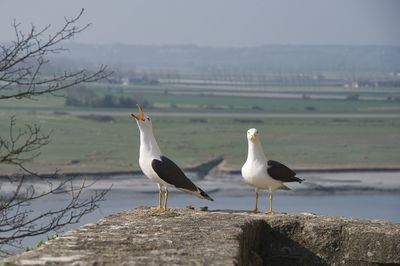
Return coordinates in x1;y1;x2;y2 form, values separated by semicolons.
3;207;400;265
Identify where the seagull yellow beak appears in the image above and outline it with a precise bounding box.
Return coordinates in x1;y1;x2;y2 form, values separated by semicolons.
130;104;145;121
250;133;256;140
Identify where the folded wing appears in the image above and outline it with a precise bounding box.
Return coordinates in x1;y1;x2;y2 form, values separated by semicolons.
151;156;213;201
267;160;303;183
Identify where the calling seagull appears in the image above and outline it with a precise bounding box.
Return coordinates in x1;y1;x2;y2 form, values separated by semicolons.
242;128;303;214
131;105;213;210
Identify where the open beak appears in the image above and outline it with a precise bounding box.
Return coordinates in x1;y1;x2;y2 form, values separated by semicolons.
130;104;145;121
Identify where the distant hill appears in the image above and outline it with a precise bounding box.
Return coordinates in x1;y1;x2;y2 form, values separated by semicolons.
61;43;400;73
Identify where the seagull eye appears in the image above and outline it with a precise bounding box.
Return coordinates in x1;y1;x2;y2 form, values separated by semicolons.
147;118;151;121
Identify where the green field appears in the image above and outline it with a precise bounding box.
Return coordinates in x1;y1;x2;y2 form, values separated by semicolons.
144;94;400;113
1;110;399;174
1;82;399;174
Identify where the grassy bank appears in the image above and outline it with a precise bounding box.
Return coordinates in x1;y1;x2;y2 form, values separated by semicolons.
1;110;399;174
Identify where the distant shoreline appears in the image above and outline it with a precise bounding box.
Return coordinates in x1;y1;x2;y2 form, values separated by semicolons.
1;166;400;179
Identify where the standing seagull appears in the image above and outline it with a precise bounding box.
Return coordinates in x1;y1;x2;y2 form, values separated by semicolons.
241;128;302;214
131;105;213;210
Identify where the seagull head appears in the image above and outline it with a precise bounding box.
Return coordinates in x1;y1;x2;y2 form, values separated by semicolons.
247;128;259;141
130;104;153;131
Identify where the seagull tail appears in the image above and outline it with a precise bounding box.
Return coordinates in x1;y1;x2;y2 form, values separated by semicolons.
178;187;214;201
287;176;304;183
196;187;214;201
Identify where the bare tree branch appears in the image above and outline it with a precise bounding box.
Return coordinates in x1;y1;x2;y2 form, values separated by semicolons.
0;8;111;100
0;116;51;166
0;10;111;257
0;169;109;257
0;116;110;258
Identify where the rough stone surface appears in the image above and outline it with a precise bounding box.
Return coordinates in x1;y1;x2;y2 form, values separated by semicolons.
3;207;400;265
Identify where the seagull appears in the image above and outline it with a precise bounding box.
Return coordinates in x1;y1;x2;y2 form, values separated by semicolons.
241;128;302;214
131;105;213;210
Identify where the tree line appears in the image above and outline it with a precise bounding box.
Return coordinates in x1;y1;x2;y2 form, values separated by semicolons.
65;86;150;108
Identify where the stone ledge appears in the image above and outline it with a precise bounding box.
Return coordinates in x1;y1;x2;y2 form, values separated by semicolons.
3;207;400;265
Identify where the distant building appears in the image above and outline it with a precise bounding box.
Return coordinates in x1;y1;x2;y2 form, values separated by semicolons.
358;80;378;88
344;81;359;89
122;78;130;86
312;74;325;80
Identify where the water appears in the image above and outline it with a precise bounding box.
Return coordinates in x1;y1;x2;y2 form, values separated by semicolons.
90;190;400;223
1;171;400;255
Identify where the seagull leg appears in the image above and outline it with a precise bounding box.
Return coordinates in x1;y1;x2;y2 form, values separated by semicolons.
163;189;169;210
158;189;163;210
251;190;259;213
152;185;163;211
265;190;274;215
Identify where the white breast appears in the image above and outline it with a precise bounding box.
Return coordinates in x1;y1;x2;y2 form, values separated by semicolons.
139;154;172;188
241;159;282;190
139;154;158;181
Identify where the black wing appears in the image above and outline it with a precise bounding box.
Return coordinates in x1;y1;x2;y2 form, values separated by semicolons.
151;156;198;192
267;160;302;183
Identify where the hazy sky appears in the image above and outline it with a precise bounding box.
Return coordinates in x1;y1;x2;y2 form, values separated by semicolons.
0;0;399;47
